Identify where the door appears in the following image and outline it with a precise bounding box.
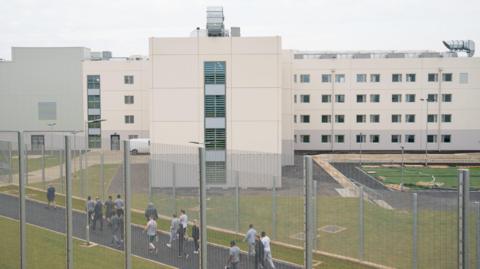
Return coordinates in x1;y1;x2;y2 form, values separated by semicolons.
110;134;120;151
31;135;45;151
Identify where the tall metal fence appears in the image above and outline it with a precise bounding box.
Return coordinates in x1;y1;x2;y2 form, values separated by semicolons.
0;131;479;269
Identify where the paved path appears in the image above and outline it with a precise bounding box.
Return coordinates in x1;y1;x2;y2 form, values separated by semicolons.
0;193;300;269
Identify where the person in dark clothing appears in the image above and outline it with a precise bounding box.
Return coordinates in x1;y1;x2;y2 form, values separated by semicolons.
254;235;265;269
104;196;114;226
111;209;123;248
46;185;56;209
191;219;200;254
177;221;189;259
92;197;103;231
144;202;159;221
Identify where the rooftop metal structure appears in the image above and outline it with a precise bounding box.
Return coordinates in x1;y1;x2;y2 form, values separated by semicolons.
206;6;226;37
443;40;475;57
294;50;459;60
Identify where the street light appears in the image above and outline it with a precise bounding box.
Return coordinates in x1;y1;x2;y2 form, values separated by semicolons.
85;119;106;150
420;98;429;167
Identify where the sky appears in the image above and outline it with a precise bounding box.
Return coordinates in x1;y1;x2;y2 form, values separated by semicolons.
1;0;479;59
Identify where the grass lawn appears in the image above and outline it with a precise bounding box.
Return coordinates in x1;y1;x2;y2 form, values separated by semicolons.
9;154;62;174
0;185;374;269
362;166;480;189
0;215;170;269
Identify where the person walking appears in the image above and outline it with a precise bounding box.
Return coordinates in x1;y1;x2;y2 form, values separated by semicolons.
114;194;124;210
104;195;114;226
226;240;240;269
261;231;275;269
111;209;124;248
92;197;103;231
244;224;257;256
166;213;179;248
179;209;188;237
86;196;95;226
177;210;189;259
144;216;158;254
254;235;265;269
46;185;56;209
144;202;158;221
191;219;200;254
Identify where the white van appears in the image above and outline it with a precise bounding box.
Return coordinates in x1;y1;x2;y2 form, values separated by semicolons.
129;138;150;155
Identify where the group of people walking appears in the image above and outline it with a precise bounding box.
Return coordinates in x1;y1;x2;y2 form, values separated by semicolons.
230;224;275;269
86;194;126;247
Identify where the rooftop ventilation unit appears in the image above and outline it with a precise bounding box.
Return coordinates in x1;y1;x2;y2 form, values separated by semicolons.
442;40;475;57
206;6;226;37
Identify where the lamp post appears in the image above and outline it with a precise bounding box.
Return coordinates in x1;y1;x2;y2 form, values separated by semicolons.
420;98;429;167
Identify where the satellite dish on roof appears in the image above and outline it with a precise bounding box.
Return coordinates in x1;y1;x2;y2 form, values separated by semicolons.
442;40;475;57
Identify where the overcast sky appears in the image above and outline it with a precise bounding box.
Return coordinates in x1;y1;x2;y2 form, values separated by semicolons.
1;0;479;59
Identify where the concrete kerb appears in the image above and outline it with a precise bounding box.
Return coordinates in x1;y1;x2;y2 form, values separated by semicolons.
0;214;178;269
8;184;394;269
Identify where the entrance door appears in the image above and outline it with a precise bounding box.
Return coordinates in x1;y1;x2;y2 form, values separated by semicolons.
31;135;45;151
110;134;120;151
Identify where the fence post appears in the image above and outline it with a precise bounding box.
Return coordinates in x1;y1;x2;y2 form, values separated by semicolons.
85;150;89;195
172;163;177;214
124;141;132;269
80;150;85;197
65;136;73;269
359;186;365;261
59;149;64;193
42;143;46;189
313;179;318;251
412;193;418;269
198;147;208;269
100;152;105;201
304;155;314;269
458;169;470;269
147;158;152;203
18;132;26;269
235;170;240;233
272;175;277;240
8;141;13;184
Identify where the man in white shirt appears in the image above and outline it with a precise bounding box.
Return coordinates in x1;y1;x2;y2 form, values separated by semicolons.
261;231;275;269
244;224;257;256
144;216;158;254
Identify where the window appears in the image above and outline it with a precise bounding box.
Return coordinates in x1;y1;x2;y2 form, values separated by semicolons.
88;135;101;149
406;73;416;82
356;134;366;143
125;115;134;124
128;135;139;140
392;94;402;103
442;94;452;102
356;94;367;103
356;114;366;123
293;115;297;123
391;135;401;143
335;74;345;83
38;102;57;120
370;74;380;82
406;114;416;123
459;72;468;84
442;134;451;143
370;94;380;103
335;135;345;143
124;75;134;84
300;135;310;143
356;74;367;82
442;114;452;123
87;75;100;89
124;95;134;104
405;135;415;143
204;62;226;84
392;114;402;123
300;74;310;83
322;95;331;103
321;74;331;83
406;94;416;103
427;94;437;102
88;115;101;128
206;161;226;184
335;115;345;123
300;115;310;123
294;135;297;143
427;135;437;143
427;114;437;123
370;135;380;143
370;114;380;123
442;73;452;82
428;73;438;82
31;135;45;151
293;74;297;83
300;95;310;103
87;95;101;109
205;95;225;117
205;128;226;150
335;94;345;103
294;95;297;103
321;135;331;143
392;74;402;82
321;115;331;123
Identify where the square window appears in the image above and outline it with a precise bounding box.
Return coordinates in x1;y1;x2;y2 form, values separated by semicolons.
335;115;345;123
391;135;401;143
335;74;345;83
321;135;331;143
300;115;310;123
301;135;310;143
370;74;381;82
370;114;380;123
391;114;401;123
125;115;134;124
124;95;134;104
321;74;331;83
38;102;57;120
392;94;402;102
442;94;452;102
335;94;345;103
442;73;452;82
370;135;380;143
335;135;345;143
427;114;437;123
459;72;468;84
321;115;331;123
442;114;452;123
370;94;380;103
356;114;366;123
128;135;139;140
322;95;332;103
427;135;437;143
406;114;415;123
300;74;310;83
406;94;416;102
356;74;367;82
406;73;416;82
392;74;402;82
406;135;415;143
442;134;451;143
357;94;366;103
428;73;438;82
87;75;100;89
300;95;310;103
356;134;366;143
124;75;134;84
427;94;437;102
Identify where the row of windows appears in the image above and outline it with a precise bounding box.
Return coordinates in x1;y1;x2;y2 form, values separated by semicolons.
295;93;453;104
295;114;452;123
295;72;467;84
296;134;452;144
87;75;135;89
